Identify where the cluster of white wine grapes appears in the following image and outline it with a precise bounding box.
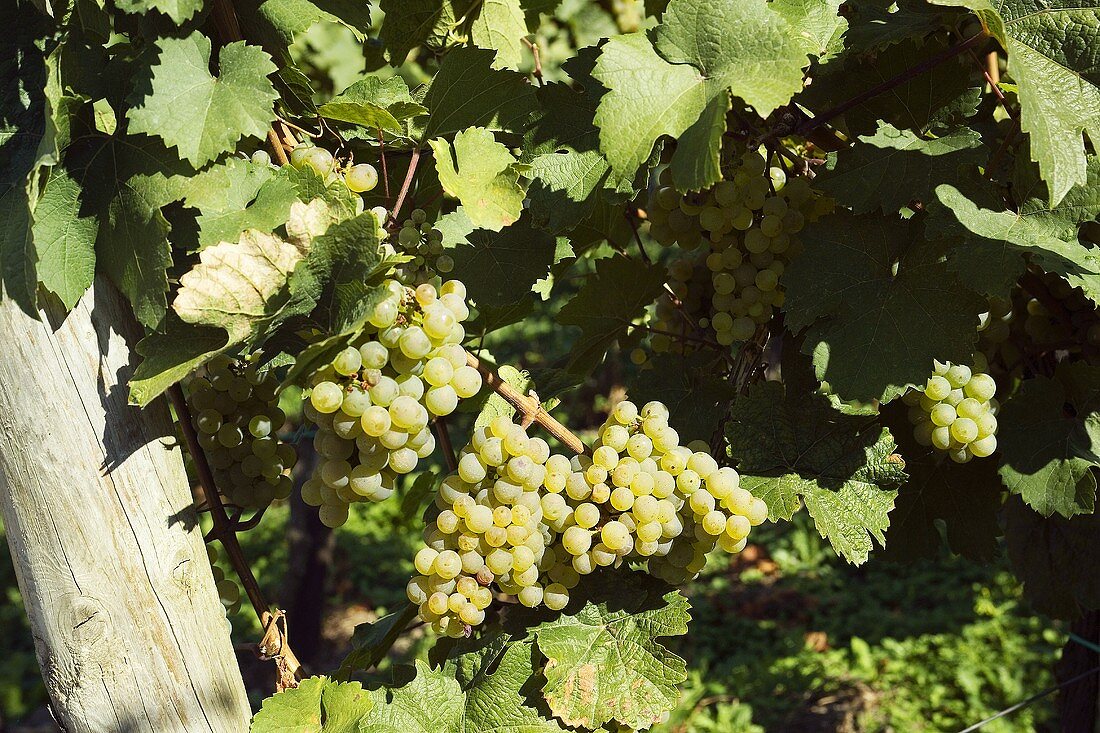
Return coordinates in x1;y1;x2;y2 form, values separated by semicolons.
186;356;296;508
904;356;999;463
206;544;242;619
377;207;454;285
406;399;769;636
300;279;483;528
283;141;379;195
644;150;830;352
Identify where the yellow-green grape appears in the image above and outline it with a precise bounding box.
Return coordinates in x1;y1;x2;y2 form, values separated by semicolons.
345;163;379;193
906;359;998;460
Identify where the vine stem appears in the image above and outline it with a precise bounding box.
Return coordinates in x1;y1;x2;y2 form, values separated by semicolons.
167;385;303;684
389;146;422;225
433;417;459;471
465;351;589;455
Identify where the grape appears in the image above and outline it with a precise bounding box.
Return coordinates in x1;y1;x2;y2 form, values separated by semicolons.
345;163;379;193
311;382;344;413
906;359;998;460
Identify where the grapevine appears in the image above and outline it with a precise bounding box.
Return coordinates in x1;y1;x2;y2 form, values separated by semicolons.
4;0;1100;730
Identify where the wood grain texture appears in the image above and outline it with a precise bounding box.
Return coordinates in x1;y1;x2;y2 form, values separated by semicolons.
0;279;251;732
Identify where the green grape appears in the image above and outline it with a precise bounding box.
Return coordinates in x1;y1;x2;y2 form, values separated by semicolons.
345;163;379;193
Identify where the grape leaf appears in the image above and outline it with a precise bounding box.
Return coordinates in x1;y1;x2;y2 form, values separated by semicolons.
841;0;951;53
75;135;194;329
527;151;613;234
997;362;1100;519
422;46;538;139
197;176;298;250
318;76;426;133
250;675;373;732
1004;495;1100;619
173;229;304;343
668;89;729;194
631;352;737;443
880;403;1003;561
290;212;390;333
30;167;97;309
361;646;568;733
450;216;557;307
782;212;985;402
802;38;980;136
932;0;1100;205
935;181;1100;302
515;569;690;730
727;380;905;564
818;123;984;214
429;128;526;231
594;0;810;187
557;254;667;373
129;314;231;406
470;0;528;69
770;0;848;61
127;33;278;167
114;0;204;23
654;0;808;116
377;0;474;65
238;0;372;53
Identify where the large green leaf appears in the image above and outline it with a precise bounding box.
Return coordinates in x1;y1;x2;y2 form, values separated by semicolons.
782;213;985;402
429;128;526;231
515;569;690;730
30;167;97;309
771;0;848;61
557;254;667;373
422;46;538;139
74;135;194;328
997;363;1100;519
128;33;278;167
819;123;984;214
933;0;1100;205
250;676;374;732
470;0;528;69
727;380;905;563
181;157;299;249
593;0;809;187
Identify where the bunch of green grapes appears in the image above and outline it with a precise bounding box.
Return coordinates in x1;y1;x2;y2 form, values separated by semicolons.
376;207;455;285
301;279;483;528
646;150;830;350
406;400;769;636
571;400;769;586
406;416;558;637
186;356;296;508
904;356;999;463
285;141;379;195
